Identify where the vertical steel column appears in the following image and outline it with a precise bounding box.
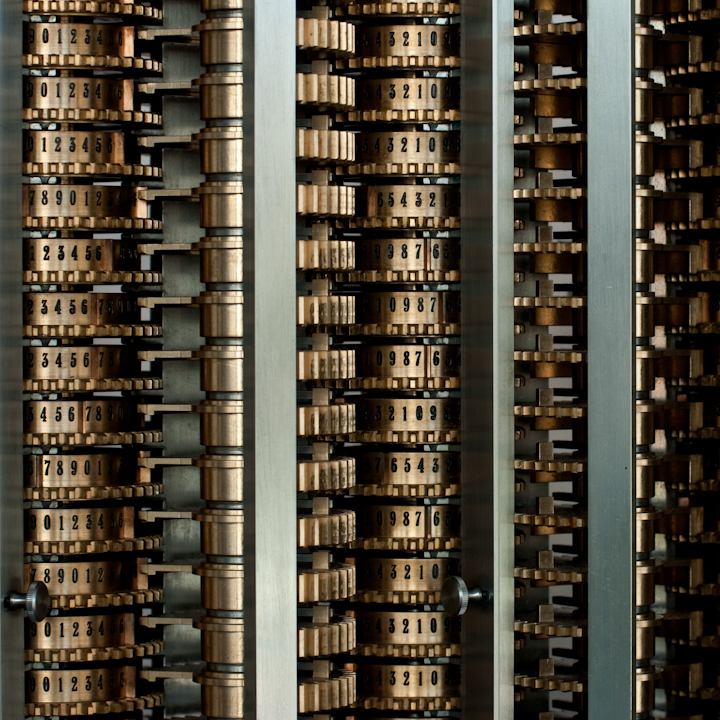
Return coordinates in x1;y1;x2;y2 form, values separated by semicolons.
0;0;25;714
460;0;516;716
587;0;636;716
243;1;297;718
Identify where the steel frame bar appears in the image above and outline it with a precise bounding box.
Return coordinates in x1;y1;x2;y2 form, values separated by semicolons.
460;0;516;716
243;0;298;717
587;0;636;715
0;0;26;715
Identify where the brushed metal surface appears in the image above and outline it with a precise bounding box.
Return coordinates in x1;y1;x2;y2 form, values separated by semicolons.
243;0;298;717
587;0;637;715
0;0;25;714
460;0;516;717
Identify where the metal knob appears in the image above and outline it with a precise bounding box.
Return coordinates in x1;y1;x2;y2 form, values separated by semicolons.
441;576;487;616
5;581;50;622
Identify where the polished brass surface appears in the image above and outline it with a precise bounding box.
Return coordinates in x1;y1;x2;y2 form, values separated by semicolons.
196;563;244;611
356;24;460;66
354;450;460;496
23;238;155;284
355;344;460;388
26;507;134;542
196;127;243;175
9;0;720;715
25;559;146;598
356;503;459;550
26;665;136;703
355;609;460;652
197;237;243;283
351;77;460;121
194;617;244;664
196;291;244;338
194;507;244;556
195;455;244;502
196;17;243;66
356;662;460;708
195;72;244;120
352;130;460;175
196;670;244;719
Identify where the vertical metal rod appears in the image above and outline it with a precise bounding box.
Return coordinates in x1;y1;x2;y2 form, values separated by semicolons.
460;0;516;716
0;0;25;715
243;0;298;718
587;0;636;715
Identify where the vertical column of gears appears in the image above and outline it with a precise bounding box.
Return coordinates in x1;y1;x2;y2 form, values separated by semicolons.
191;5;246;720
513;1;589;716
638;1;720;713
296;1;360;714
332;1;463;715
21;1;166;719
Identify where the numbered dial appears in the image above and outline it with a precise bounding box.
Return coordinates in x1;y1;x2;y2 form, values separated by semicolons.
352;131;460;175
25;559;149;602
353;237;459;282
23;23;158;70
25;130;122;165
354;451;460;497
25;292;136;325
24;292;161;338
26;666;136;705
356;344;460;389
25;613;160;663
24;238;151;284
24;346;157;392
356;504;460;550
24;453;143;494
24;77;137;119
26;23;133;56
26;506;133;542
359;185;460;228
355;398;461;443
357;25;460;67
24;506;160;554
24;398;160;446
23;185;154;230
356;610;461;655
352;78;460;122
357;291;460;335
24;130;160;179
357;662;461;709
355;556;458;603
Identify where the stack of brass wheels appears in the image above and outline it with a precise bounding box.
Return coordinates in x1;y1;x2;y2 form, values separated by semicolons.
21;1;166;718
328;0;463;714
